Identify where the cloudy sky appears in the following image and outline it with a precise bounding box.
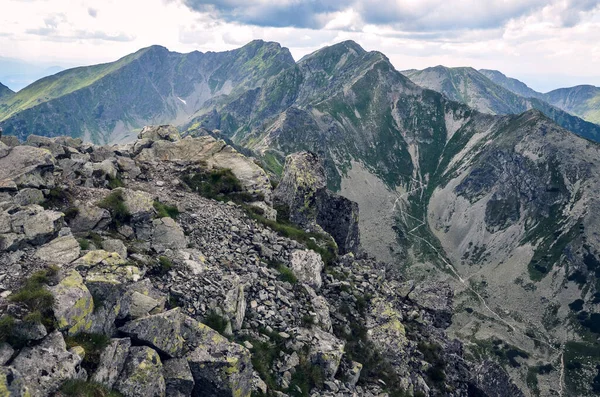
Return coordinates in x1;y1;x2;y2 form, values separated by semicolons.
1;0;599;92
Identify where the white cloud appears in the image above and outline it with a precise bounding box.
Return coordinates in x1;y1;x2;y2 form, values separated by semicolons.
0;0;598;91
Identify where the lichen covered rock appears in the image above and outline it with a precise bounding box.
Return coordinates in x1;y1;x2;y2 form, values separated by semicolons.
290;249;324;290
50;270;94;334
114;346;166;397
11;331;85;397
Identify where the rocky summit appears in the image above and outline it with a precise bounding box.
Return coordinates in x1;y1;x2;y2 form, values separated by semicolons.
0;127;521;396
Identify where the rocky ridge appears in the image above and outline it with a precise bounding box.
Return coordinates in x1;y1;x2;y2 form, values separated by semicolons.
0;126;520;396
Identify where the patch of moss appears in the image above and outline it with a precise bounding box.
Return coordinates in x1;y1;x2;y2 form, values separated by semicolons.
97;190;130;227
10;267;57;319
202;311;229;335
277;266;298;284
42;186;71;209
107;174;124;189
65;333;111;372
153;201;180;219
244;209;336;266
182;167;262;203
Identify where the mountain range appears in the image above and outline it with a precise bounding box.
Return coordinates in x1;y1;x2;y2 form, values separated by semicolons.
402;66;600;141
2;39;600;396
480;69;600;125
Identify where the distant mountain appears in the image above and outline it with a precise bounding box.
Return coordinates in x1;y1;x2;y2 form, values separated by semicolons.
479;69;544;99
480;69;600;126
0;82;13;101
544;85;600;125
403;66;600;141
0;41;295;143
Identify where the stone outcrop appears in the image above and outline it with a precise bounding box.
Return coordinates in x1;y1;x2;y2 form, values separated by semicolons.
274;152;360;254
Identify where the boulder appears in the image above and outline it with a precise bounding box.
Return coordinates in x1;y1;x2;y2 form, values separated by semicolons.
118;279;166;320
74;250;127;268
49;270;94;334
0;342;14;365
186;331;253;397
11;331;85;397
101;238;128;259
35;235;81;264
93;159;118;179
92;338;132;389
69;203;111;233
138;125;181;142
405;282;454;329
222;275;246;331
164;358;195;397
10;205;63;245
297;328;345;380
304;286;332;332
366;297;409;371
114;188;155;223
0;145;55;189
0;141;10;159
152;217;187;253
289;249;324;290
274;152;360;254
119;308;253;397
118;308;188;357
13;188;44;206
114;346;166;397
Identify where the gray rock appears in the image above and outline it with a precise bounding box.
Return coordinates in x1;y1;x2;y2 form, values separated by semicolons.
290;249;324;290
469;361;525;397
223;275;246;331
14;188;44;206
0;342;14;365
69;204;111;233
297;327;345;380
114;346;166;397
10;205;63;245
49;270;94;334
118;308;189;357
274;152;360;254
93;159;118;179
0;141;10;159
125;291;161;319
114;188;155;223
11;331;85;397
12;319;47;341
164;358;194;397
92;338;132;389
152;217;187;253
102;238;128;259
345;361;363;388
35;235;81;264
0;145;55;189
119;308;253;397
138;125;181;142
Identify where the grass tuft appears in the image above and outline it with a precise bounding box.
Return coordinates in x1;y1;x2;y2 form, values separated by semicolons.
97;190;130;227
153;201;180;219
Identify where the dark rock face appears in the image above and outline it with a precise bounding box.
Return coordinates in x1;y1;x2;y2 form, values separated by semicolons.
469;361;526;397
274;152;360;254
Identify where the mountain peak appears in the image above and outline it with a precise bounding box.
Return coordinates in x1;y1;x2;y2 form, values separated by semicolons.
0;81;14;100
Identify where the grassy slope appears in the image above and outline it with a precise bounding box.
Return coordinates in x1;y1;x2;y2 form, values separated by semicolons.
0;48;150;121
